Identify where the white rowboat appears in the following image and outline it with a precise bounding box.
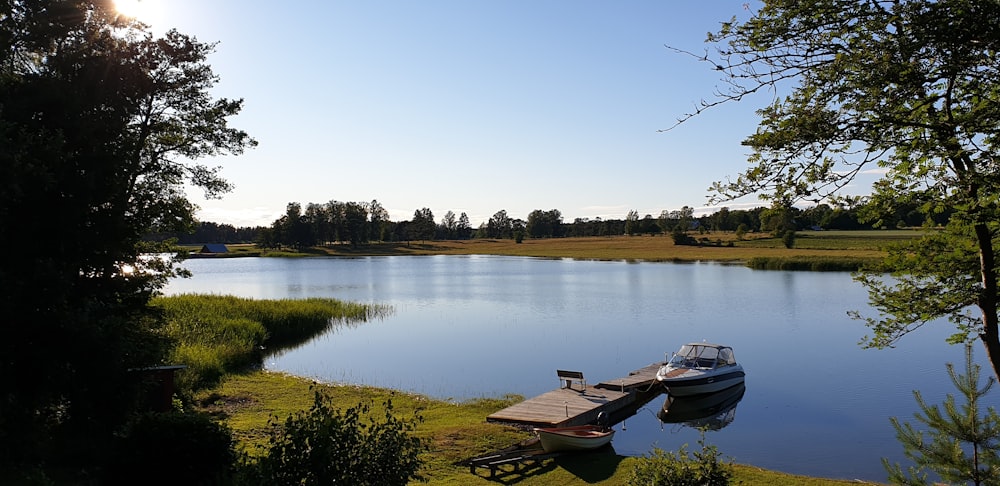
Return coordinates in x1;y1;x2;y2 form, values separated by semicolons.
534;425;614;452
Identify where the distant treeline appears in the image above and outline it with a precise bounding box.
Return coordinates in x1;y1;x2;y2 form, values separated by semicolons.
152;198;950;247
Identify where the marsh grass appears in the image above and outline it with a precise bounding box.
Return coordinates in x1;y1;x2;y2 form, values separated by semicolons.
153;294;390;391
746;256;882;271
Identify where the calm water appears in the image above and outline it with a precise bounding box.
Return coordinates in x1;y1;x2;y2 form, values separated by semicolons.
164;255;990;481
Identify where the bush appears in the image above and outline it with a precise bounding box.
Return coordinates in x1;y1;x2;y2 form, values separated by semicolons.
241;389;425;486
671;226;697;246
628;433;732;486
106;412;235;486
781;229;796;248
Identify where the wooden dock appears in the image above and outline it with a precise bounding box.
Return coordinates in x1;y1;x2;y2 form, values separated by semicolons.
486;361;665;428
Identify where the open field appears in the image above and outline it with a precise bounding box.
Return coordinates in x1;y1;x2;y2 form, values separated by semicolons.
194;230;923;264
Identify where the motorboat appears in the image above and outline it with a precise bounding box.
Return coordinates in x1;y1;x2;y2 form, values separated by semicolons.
534;425;614;453
657;382;745;431
655;342;745;396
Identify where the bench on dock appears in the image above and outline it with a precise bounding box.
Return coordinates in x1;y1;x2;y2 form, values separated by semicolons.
557;369;586;391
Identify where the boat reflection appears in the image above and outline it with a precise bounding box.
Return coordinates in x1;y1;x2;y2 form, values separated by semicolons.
656;382;745;431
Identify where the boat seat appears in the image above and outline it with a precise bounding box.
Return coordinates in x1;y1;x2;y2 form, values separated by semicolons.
556;369;586;391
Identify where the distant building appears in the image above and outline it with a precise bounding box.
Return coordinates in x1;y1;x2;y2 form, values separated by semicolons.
199;244;228;253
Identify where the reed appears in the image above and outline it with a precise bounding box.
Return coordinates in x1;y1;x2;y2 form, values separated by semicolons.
153;294;390;391
745;256;883;272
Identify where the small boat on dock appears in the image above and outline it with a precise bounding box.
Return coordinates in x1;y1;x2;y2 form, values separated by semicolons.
655;342;745;396
534;425;614;452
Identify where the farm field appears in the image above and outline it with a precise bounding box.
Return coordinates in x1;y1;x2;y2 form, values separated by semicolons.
201;230;921;263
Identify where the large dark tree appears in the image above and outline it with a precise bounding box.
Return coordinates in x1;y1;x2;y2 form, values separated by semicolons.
0;0;254;476
526;209;563;238
409;207;435;241
487;209;513;239
675;0;1000;378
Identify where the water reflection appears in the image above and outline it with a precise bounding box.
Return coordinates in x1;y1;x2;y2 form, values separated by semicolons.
657;383;746;431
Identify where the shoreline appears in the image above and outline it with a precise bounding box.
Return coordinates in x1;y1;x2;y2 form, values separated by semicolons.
183;231;904;271
195;369;882;485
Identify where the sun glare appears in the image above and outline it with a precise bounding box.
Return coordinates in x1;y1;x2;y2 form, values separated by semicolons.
113;0;159;22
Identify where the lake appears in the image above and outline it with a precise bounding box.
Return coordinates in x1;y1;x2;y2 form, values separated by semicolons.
164;255;990;482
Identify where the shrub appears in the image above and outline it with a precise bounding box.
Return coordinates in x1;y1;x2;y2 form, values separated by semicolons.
781;229;796;248
671;226;697;246
106;412;235;486
628;433;732;486
241;389;425;486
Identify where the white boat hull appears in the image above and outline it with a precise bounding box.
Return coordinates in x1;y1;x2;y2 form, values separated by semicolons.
657;366;745;396
534;425;614;452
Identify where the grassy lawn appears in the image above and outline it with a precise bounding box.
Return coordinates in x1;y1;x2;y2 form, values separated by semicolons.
194;371;882;485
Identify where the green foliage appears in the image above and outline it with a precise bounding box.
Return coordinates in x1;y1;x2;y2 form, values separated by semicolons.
241;389;425;486
106;412;236;486
685;0;1000;376
781;229;796;249
526;209;564;238
735;224;748;240
671;225;697;245
628;432;733;486
852;221;993;350
0;0;255;475
884;345;1000;485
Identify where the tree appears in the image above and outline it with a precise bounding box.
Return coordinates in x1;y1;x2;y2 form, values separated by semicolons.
0;0;254;476
487;209;512;239
625;209;640;236
883;345;1000;486
676;0;1000;378
341;201;369;247
456;212;472;239
526;209;563;238
441;210;457;239
368;199;390;242
304;202;330;245
272;202;313;249
409;207;435;241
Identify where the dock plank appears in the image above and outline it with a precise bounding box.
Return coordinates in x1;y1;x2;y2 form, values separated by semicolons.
487;362;666;428
486;388;632;427
595;361;663;391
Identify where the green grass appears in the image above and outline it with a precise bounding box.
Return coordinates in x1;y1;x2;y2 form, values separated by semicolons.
737;230;926;251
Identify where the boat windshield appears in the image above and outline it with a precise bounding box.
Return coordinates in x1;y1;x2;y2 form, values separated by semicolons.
668;344;736;369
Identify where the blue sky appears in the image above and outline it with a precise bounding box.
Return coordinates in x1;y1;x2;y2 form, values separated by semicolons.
124;1;875;227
